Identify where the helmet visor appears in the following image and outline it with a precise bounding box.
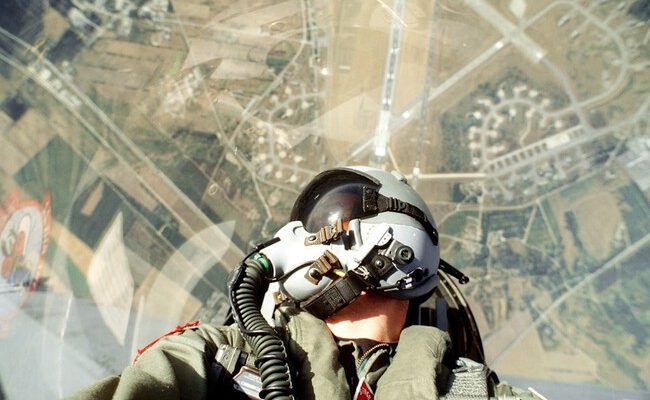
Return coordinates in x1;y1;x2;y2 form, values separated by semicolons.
291;170;379;232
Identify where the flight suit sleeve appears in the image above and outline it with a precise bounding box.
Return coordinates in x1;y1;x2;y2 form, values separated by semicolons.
67;322;249;400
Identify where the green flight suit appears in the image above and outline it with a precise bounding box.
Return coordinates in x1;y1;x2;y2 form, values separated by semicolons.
69;308;539;399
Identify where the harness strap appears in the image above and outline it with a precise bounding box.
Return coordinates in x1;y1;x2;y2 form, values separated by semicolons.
300;274;367;319
211;344;262;399
443;357;492;400
362;187;439;246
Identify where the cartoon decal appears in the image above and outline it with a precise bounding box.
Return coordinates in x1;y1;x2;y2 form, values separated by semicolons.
0;191;51;328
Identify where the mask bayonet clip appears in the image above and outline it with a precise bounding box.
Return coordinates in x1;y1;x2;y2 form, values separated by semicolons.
304;250;342;285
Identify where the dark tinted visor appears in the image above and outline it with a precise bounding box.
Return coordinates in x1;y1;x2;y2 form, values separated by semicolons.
290;170;379;232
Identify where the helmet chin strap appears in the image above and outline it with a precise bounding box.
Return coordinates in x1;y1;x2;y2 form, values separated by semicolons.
300;273;367;319
299;264;427;319
298;222;422;318
297;223;392;319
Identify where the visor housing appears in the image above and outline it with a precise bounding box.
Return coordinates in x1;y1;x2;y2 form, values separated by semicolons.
291;169;379;232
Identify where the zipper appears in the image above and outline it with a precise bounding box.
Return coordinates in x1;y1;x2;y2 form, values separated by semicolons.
356;343;391;374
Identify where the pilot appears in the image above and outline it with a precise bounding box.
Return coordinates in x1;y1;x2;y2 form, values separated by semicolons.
70;166;542;400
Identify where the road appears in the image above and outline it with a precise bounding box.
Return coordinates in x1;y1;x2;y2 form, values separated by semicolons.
390;0;642;178
409;172;487;180
0;26;244;285
391;0;548;136
464;0;545;63
372;0;405;164
523;0;635;109
390;38;504;135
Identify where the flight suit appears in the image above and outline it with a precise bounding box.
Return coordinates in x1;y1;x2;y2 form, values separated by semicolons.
69;308;538;400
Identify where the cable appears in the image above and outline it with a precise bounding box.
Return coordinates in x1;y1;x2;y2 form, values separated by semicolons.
228;254;295;400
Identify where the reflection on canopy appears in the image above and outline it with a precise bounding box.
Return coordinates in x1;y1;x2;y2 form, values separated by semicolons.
0;0;648;398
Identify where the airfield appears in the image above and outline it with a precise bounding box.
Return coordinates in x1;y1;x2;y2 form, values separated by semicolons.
0;0;648;397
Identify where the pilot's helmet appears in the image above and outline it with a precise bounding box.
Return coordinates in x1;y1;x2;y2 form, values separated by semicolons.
289;166;440;301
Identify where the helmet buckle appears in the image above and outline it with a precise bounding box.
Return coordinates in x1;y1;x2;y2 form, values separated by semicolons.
304;250;342;285
304;219;345;246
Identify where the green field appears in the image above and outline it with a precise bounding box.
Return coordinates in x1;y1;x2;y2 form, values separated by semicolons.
46;241;90;298
444;240;481;270
558;173;600;203
440;210;479;237
540;199;562;240
13;136;89;221
618;184;650;243
481;207;533;242
527;207;555;250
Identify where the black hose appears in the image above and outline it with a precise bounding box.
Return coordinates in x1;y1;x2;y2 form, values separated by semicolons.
228;257;294;400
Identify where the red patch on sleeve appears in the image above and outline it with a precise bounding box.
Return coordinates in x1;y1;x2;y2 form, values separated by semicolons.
133;320;200;363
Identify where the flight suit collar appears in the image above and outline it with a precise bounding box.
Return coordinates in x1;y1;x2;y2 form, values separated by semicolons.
278;308;452;400
375;325;451;399
279;308;351;400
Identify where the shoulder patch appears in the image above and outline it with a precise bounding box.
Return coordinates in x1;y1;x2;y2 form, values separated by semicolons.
133;320;200;363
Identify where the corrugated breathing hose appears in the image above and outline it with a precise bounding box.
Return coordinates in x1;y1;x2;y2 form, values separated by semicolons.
228;254;294;400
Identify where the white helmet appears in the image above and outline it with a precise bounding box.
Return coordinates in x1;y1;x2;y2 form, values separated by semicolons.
261;166;441;318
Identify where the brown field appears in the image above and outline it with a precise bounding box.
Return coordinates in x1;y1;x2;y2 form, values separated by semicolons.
42;7;68;45
391;0;433;111
389;118;431;172
489;0;562;23
99;159;159;212
93;38;182;63
525;3;581;71
76;38;184;97
320;0;388;158
76;64;154;90
5;109;55;162
484;310;533;362
430;2;502;88
563;289;644;389
413;179;453;203
438;46;548;107
572;193;622;259
172;2;212;22
50;221;95;276
546;169;628;268
494;320;599;383
224;0;301;28
525;3;628;104
0;76;10;96
0;137;28;176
